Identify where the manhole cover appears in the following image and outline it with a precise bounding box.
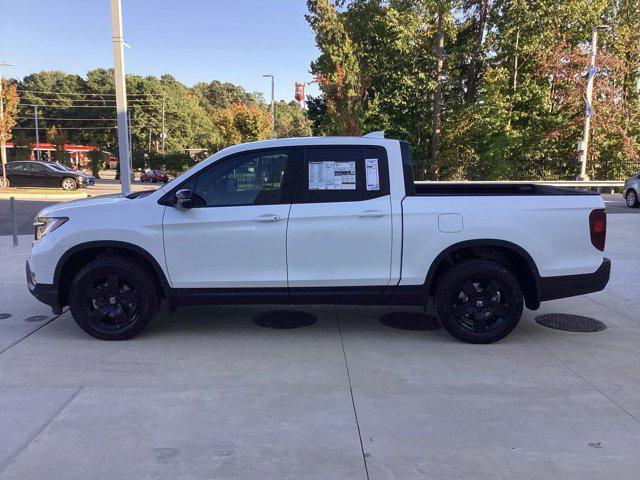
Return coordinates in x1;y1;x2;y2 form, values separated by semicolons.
253;310;317;329
25;315;48;323
0;313;11;320
379;312;441;331
535;314;606;332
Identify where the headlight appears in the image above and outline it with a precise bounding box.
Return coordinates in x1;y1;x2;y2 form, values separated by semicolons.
34;217;68;240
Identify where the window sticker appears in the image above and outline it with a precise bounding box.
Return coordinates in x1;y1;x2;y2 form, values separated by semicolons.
308;161;356;190
365;158;380;190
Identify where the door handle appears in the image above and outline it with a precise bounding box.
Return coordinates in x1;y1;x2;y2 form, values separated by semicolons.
357;210;386;218
254;214;282;222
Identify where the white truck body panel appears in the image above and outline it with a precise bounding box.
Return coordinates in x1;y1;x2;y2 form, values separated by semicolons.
28;136;606;301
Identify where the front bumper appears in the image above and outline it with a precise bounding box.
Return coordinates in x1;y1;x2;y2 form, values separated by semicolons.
26;261;62;314
539;258;611;302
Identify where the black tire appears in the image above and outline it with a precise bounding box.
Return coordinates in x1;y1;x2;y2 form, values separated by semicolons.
61;177;78;191
626;189;639;208
68;256;160;340
1;177;9;187
435;260;523;344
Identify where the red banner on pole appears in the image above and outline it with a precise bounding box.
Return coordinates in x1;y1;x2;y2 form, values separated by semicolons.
295;82;305;101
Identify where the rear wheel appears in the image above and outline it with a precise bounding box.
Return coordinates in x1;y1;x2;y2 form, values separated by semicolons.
435;260;523;343
61;177;77;191
626;189;639;208
69;256;160;340
1;177;9;187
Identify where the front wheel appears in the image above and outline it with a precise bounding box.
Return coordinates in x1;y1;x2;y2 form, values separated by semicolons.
69;256;160;340
61;177;78;191
435;260;523;344
626;189;639;208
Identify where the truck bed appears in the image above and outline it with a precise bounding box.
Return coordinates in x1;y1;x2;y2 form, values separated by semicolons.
413;182;597;196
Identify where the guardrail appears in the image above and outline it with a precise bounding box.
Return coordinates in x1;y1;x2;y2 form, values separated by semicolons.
415;180;625;193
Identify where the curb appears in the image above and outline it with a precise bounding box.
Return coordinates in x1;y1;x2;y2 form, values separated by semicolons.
0;192;89;200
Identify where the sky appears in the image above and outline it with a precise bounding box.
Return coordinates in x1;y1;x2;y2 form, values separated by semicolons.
0;0;321;101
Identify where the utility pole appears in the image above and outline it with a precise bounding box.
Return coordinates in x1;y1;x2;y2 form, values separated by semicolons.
34;106;41;160
263;74;275;139
577;25;611;181
109;0;132;193
0;61;14;187
161;97;166;154
127;108;133;162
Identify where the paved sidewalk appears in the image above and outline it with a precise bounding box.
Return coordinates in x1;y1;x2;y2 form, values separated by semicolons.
0;216;639;479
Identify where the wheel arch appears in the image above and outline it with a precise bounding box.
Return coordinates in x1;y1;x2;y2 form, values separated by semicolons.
425;239;542;310
54;240;174;310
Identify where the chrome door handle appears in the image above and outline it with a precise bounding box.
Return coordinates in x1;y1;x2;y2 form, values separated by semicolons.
254;214;282;222
357;210;386;218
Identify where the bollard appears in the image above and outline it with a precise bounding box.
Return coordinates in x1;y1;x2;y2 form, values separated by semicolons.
10;196;18;247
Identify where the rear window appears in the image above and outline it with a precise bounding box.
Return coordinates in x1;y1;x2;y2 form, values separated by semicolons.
293;146;389;204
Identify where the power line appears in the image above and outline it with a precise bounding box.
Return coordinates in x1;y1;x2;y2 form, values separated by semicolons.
16;116;117;121
17;97;162;104
14;125;117;130
17;103;161;108
17;89;162;97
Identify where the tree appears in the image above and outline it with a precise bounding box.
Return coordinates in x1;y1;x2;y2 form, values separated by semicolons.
87;149;107;178
306;0;367;135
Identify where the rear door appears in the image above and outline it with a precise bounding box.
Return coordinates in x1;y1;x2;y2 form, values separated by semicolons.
286;145;392;293
8;162;31;186
28;162;52;187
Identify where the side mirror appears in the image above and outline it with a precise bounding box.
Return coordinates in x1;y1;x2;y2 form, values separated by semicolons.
175;189;194;209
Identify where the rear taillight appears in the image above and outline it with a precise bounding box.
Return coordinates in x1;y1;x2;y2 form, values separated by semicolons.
589;208;606;251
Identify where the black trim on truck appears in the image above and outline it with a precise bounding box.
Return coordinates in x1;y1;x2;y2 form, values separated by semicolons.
538;258;611;301
29;241;610;314
26;261;62;314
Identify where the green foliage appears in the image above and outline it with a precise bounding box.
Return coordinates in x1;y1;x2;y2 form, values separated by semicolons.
307;0;640;180
87;149;107;178
13;70;312;171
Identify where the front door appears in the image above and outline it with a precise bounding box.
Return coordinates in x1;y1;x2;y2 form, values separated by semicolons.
286;146;393;293
163;148;298;289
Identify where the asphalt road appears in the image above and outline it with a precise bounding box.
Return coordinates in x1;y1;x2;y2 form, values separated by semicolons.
1;193;637;237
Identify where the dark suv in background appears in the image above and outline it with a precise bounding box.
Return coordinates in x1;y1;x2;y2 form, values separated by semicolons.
0;161;87;190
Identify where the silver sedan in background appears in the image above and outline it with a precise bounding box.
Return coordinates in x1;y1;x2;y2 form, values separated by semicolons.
624;172;640;208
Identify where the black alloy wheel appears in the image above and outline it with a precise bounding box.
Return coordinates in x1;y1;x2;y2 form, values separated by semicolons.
69;256;160;340
82;274;141;332
436;260;523;343
450;277;511;333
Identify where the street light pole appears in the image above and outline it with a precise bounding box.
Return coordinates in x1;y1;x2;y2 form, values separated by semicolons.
34;106;40;160
577;25;610;181
0;61;15;187
263;74;275;139
109;0;132;194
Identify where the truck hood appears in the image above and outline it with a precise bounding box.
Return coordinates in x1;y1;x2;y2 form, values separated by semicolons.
37;194;129;217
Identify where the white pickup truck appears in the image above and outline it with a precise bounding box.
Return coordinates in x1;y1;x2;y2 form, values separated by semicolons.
27;134;610;343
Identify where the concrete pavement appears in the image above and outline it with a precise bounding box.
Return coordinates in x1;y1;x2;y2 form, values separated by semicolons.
0;216;639;479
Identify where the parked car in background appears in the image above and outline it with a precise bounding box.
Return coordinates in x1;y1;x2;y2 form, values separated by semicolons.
623;172;639;208
47;162;95;186
1;161;87;190
140;169;169;183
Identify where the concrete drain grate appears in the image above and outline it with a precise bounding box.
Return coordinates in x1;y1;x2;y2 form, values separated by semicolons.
535;314;606;332
0;313;12;320
379;312;442;331
25;315;48;323
253;310;317;329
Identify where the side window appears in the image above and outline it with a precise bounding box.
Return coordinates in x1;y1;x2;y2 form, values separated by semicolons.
30;163;47;173
293;146;389;204
9;162;28;172
191;149;293;207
